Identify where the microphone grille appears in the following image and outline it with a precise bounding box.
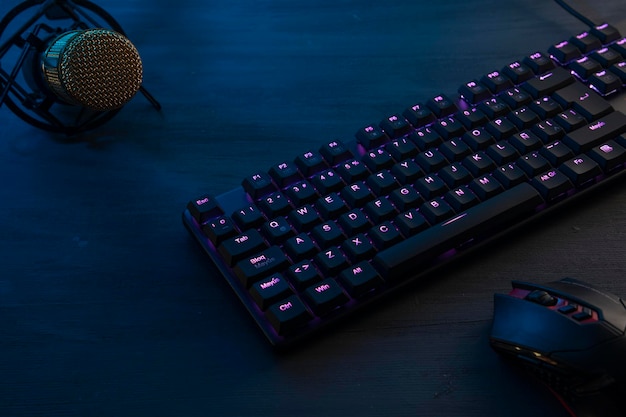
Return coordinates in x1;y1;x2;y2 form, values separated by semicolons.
42;29;143;112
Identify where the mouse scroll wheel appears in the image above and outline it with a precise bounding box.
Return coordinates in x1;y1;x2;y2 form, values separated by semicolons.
525;290;558;306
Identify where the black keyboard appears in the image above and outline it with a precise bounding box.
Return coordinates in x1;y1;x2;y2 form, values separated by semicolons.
183;22;626;348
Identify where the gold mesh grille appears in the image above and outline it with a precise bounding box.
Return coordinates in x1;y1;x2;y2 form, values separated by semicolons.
43;29;143;111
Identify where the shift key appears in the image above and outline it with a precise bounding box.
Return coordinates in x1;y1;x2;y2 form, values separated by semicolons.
563;111;626;153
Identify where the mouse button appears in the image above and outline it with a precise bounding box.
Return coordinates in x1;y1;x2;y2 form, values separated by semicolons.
525;290;558;306
551;279;626;332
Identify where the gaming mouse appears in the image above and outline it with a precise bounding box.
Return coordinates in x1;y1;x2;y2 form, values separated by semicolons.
490;278;626;415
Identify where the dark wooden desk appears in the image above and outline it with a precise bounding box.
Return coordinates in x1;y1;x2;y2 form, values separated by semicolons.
1;1;625;416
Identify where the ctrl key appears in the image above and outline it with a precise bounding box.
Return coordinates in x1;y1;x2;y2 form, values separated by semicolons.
266;295;313;335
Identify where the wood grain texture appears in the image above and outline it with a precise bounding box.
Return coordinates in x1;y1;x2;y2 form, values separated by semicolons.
1;1;625;416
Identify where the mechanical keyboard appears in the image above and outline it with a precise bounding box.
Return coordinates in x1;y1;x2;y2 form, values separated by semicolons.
183;22;626;348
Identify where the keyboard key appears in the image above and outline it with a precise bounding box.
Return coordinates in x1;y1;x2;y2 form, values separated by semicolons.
552;82;613;121
336;159;370;183
517;152;551;176
294;150;328;176
402;103;436;128
369;221;403;249
364;197;397;223
287;260;321;289
269;161;301;187
509;131;543;153
588;140;626;171
372;183;543;280
233;246;290;287
202;215;238;245
339;261;384;298
284;180;318;206
218;229;267;266
266;295;312;335
288;204;320;231
391;159;423;184
366;170;398;196
342;234;376;262
486;141;519;164
315;192;349;218
409;127;443;150
380;114;412;138
469;175;504;199
420;197;454;224
314;247;349;275
570;31;602;54
386;137;418;161
341;181;374;207
523;67;575;98
481;70;514;93
458;80;492;104
588;70;622;95
362;148;394;171
187;195;223;223
338;209;371;235
242;172;276;199
591;23;621;44
502;60;535;84
311;169;344;194
427;94;458;117
232;204;265;229
610;62;626;83
559;155;602;186
303;278;349;316
563;111;626;153
311;221;345;248
548;40;581;63
539;140;574;166
530;170;573;201
523;51;555;74
554;109;587;132
356;124;389;149
250;273;293;310
445;186;479;212
319;140;353;165
394;208;429;236
261;217;295;244
258;191;292;217
284;233;318;260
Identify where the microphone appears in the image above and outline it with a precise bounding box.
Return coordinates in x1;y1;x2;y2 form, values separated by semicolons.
39;28;143;112
0;0;160;135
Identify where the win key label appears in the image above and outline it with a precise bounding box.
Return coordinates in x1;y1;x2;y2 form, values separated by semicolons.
234;246;290;287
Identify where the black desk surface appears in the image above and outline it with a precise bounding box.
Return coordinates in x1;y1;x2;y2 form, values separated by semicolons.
1;1;626;416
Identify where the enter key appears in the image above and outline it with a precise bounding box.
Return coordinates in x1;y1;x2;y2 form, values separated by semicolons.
553;82;613;121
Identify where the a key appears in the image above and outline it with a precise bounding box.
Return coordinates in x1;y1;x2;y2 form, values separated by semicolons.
303;278;349;316
249;273;293;310
523;67;575;98
563;111;626;153
265;295;312;335
233;246;290;287
219;229;268;266
186;194;223;224
552;82;613;121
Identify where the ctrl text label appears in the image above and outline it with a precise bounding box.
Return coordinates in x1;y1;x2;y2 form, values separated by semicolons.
279;301;293;311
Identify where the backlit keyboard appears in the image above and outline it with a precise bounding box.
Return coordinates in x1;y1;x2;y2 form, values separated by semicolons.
183;22;626;348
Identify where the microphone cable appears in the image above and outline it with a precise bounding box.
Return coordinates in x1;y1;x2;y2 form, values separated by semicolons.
553;0;598;27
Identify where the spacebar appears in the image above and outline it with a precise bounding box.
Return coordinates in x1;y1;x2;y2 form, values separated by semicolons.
372;183;544;281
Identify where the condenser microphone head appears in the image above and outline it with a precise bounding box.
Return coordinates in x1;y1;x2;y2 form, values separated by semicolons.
41;28;143;112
